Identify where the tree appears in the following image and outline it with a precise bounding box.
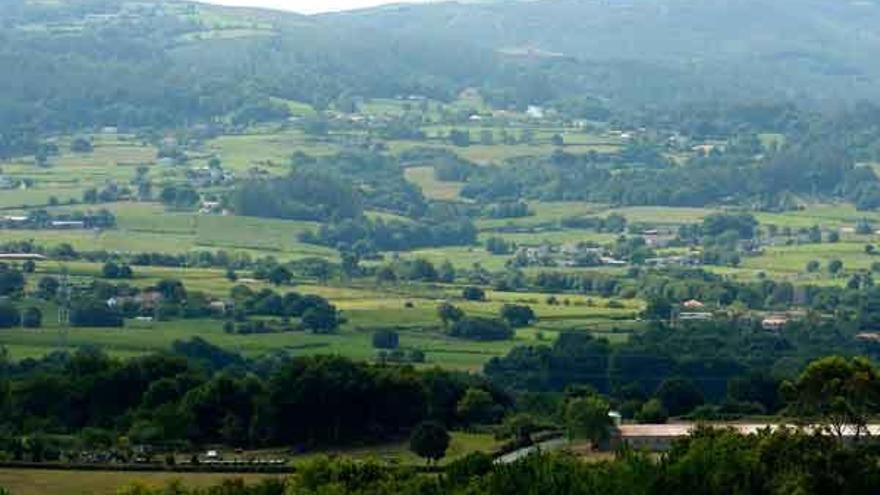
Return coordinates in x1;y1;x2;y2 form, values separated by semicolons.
70;137;93;153
372;329;399;350
450;317;513;341
156;279;186;304
409;421;450;464
22;260;35;273
267;265;293;286
497;413;540;445
462;286;486;301
102;262;121;279
806;260;821;273
565;396;613;446
656;377;705;416
302;303;340;333
485;236;512;255
36;277;59;300
857;218;874;235
22;307;42;329
500;304;536;327
0;267;25;297
69;300;124;328
456;388;496;425
437;302;464;328
782;356;880;440
829;259;844;275
448;129;471;147
642;297;673;321
438;260;456;283
0;304;20;328
636;398;668;424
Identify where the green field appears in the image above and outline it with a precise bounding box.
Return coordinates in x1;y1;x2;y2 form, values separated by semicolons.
2;107;874;374
0;470;276;495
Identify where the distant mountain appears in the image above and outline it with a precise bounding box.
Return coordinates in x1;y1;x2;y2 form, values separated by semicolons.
3;0;880;137
324;0;880;106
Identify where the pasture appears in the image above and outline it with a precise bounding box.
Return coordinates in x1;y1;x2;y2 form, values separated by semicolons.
0;470;277;495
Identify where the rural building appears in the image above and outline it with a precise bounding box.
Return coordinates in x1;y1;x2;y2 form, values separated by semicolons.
526;105;545;119
645;255;700;268
762;315;790;330
209;300;230;314
682;299;705;310
676;311;713;323
50;220;86;229
199;201;222;215
856;332;880;343
611;423;880;452
0;253;47;261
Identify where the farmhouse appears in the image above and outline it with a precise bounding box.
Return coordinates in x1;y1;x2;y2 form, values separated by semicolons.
762;315;790;330
682;299;705;310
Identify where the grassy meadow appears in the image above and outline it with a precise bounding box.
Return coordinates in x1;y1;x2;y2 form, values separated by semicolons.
3;102;877;371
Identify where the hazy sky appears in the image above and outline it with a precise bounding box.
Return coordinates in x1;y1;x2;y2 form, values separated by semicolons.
202;0;429;14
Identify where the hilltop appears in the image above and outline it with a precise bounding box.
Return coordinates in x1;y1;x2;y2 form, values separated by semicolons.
4;0;880;137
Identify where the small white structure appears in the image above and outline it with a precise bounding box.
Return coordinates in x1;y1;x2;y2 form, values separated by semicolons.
526;105;545;119
762;316;789;331
682;299;705;310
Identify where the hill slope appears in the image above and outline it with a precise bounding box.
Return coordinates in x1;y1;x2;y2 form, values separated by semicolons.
3;0;880;139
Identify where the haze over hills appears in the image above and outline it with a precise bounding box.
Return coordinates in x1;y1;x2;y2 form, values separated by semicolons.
200;0;442;15
325;0;880;105
3;0;880;137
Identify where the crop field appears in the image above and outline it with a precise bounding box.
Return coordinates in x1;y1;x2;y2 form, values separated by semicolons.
3;257;642;369
755;203;880;229
0;469;276;495
289;431;502;467
2;113;870;375
404;166;465;201
0;430;499;495
742;241;879;274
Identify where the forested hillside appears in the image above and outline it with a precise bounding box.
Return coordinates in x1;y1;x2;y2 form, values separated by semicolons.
5;0;880;144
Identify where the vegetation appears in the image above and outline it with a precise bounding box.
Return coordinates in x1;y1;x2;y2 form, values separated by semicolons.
7;1;880;492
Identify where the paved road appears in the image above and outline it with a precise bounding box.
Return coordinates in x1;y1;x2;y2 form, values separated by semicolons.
494;437;568;464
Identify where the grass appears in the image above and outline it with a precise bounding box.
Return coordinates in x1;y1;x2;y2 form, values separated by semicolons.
600;206;718;224
0;469;277;495
404;166;464;201
290;431;503;467
742;240;879;274
755;203;880;229
3;211;334;261
204;130;338;172
6;261;641;370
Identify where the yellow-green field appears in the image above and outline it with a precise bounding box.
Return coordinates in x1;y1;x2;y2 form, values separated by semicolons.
0;469;276;495
3;261;641;369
